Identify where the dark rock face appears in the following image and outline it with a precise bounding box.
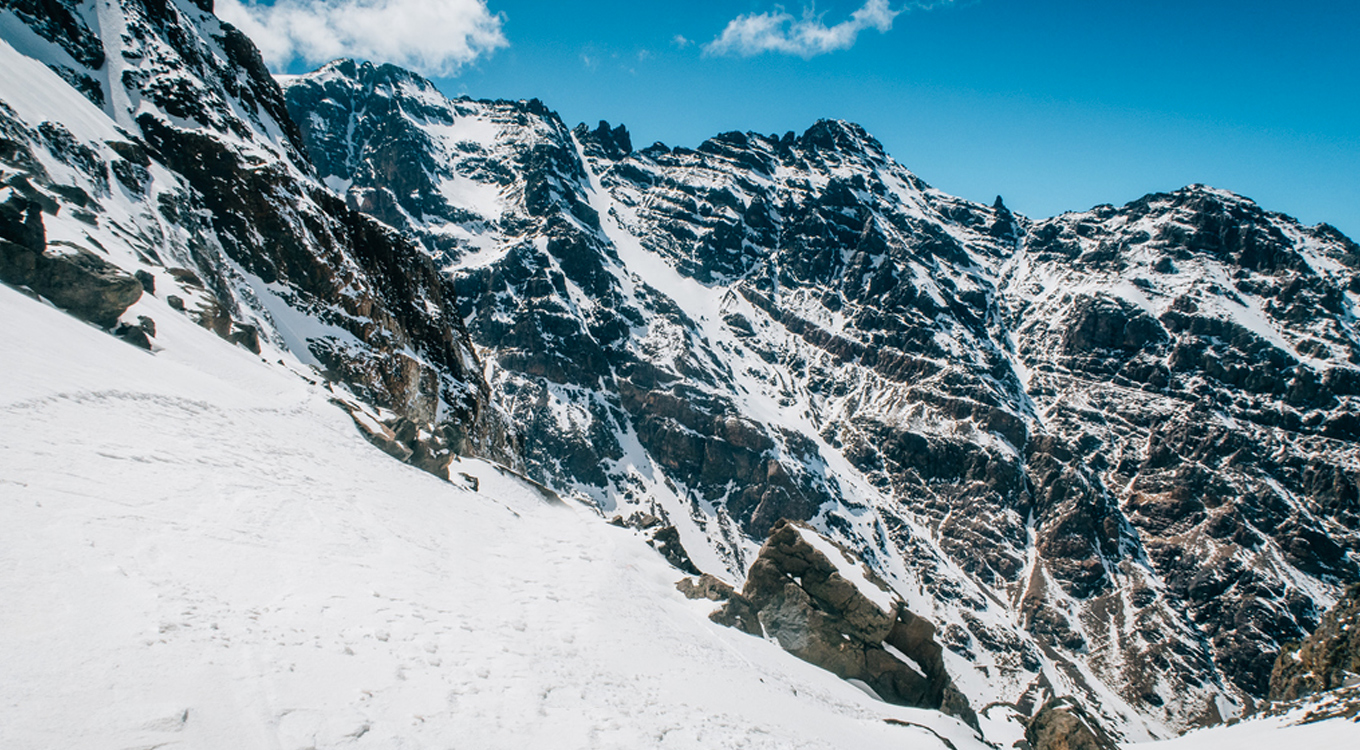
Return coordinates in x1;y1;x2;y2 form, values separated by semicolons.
647;524;701;575
1026;697;1119;750
611;512;701;574
577;120;632;161
0;190;46;252
282;64;837;546
713;521;976;726
283;61;531;260
21;244;143;327
1270;584;1360;701
0;193;141;327
3;0;106;104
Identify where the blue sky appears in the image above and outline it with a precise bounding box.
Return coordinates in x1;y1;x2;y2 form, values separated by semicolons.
226;0;1359;238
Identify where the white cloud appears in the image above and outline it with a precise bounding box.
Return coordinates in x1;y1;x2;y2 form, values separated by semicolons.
704;0;911;58
217;0;508;76
672;34;694;49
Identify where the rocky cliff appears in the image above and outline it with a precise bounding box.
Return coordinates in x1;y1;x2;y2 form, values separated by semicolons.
703;520;977;727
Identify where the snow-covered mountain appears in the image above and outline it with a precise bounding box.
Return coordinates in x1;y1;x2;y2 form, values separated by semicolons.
1;0;1358;746
0;0;509;470
1006;188;1360;706
279;60;1360;738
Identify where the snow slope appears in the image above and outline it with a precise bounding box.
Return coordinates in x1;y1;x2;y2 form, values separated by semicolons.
1126;691;1360;750
1140;718;1357;750
0;283;990;749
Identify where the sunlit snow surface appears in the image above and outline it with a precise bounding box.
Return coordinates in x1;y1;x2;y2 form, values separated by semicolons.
0;284;988;749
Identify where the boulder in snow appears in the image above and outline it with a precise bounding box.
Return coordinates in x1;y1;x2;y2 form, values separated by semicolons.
1025;697;1119;750
0;193;141;328
713;520;976;727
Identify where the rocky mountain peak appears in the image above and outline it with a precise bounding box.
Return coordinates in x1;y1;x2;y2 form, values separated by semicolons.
315;57;360;77
576;120;633;161
799;118;883;156
304;57;443;98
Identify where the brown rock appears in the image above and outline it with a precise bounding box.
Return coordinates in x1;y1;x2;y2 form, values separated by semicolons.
0;195;142;328
229;322;260;353
36;246;143;328
0;237;40;286
1026;697;1118;750
709;591;762;636
1269;583;1360;701
677;574;736;601
114;321;152;349
648;525;700;575
712;519;976;727
341;404;413;463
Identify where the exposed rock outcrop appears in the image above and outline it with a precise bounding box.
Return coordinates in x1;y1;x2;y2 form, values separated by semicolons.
712;520;976;727
677;573;737;602
0;192;141;328
1025;697;1119;750
1269;583;1360;701
611;512;701;575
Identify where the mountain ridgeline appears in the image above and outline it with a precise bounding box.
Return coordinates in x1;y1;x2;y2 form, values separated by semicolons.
1;1;1357;742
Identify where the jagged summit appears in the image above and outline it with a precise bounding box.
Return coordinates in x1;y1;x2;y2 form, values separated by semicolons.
577;120;633;160
577;117;892;170
798;117;886;155
290;57;450;105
